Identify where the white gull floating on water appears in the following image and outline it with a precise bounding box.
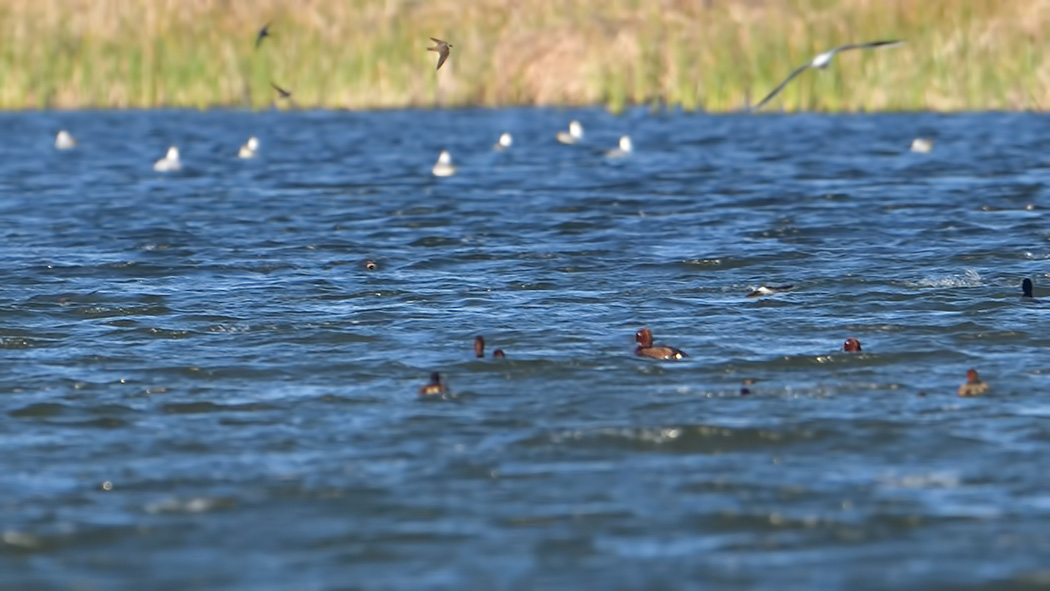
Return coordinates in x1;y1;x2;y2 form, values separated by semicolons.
238;136;260;159
432;150;456;177
55;130;76;150
752;40;904;111
493;132;513;151
605;135;633;158
556;120;584;145
153;146;181;172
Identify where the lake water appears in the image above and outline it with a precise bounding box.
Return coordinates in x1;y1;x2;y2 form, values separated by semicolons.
2;108;1050;590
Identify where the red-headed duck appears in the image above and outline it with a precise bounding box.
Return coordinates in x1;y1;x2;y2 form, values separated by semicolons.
957;368;990;397
419;372;449;397
843;338;862;352
635;328;687;360
474;336;506;359
746;285;794;298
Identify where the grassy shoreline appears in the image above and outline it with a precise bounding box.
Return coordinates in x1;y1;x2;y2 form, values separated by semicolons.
0;0;1046;112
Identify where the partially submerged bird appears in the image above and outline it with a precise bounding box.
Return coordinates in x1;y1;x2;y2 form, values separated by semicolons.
427;37;452;70
419;372;450;397
474;336;505;358
494;132;513;151
1022;278;1036;300
153;146;181;172
745;285;794;298
54;130;76;150
255;21;272;49
843;338;862;352
238;136;259;159
910;137;934;153
752;40;904;111
605;135;633;158
432;150;456;177
634;328;687;360
556;120;584;145
957;368;990;397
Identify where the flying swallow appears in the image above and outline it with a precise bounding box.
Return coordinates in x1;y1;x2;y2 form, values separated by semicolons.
752;40;904;111
255;21;272;49
427;37;452;71
271;81;292;100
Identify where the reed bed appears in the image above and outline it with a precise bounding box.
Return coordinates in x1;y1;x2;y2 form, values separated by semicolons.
0;0;1046;111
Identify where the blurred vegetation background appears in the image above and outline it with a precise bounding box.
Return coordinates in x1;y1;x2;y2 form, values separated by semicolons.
0;0;1045;111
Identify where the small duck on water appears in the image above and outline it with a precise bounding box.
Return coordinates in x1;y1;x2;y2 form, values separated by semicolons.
605;135;633;158
556;120;584;145
238;136;260;159
419;372;450;397
957;368;990;397
494;132;513;151
55;130;76;150
432;150;456;177
153;146;181;172
635;327;687;360
843;338;862;352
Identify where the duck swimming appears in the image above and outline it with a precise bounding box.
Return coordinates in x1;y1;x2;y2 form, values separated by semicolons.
556;120;584;145
1022;278;1036;300
746;285;794;298
474;336;506;358
957;368;990;397
605;135;633;158
843;338;862;352
238;136;259;159
153;146;181;172
55;130;76;150
432;150;456;177
635;328;687;360
910;137;934;153
419;372;449;397
494;132;513;151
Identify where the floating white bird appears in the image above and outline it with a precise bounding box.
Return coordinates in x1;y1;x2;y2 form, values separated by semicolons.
494;132;513;151
605;135;633;158
153;146;181;172
556;120;584;145
910;137;933;153
752;40;904;111
238;136;260;159
432;150;456;177
54;130;76;150
745;284;794;298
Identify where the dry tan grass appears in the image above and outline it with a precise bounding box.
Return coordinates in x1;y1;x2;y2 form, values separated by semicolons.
0;0;1046;110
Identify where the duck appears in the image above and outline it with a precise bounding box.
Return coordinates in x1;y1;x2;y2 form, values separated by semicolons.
238;136;259;159
745;284;794;298
419;372;449;397
634;327;687;360
910;137;934;153
740;378;758;396
153;146;181;172
493;132;513;151
843;338;862;352
474;336;506;358
432;150;456;177
957;368;990;397
1022;278;1036;300
54;130;76;150
605;135;633;158
556;120;584;145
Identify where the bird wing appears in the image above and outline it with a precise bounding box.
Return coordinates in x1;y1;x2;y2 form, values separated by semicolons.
436;49;449;70
752;63;811;111
832;40;904;54
255;22;271;48
271;82;291;97
430;37;446;45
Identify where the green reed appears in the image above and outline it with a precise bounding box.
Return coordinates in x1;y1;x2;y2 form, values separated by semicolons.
0;0;1044;111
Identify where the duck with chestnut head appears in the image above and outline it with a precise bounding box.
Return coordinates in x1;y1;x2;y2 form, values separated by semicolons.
419;372;449;397
957;368;990;397
634;328;687;360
